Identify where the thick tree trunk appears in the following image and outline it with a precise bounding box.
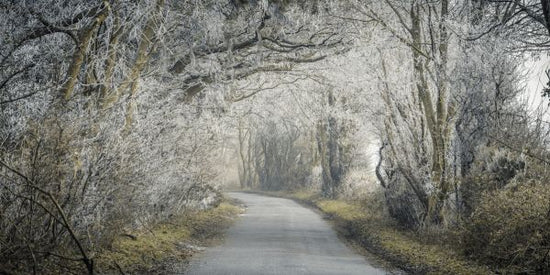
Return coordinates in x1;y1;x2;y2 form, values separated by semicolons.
541;0;550;36
409;1;451;225
61;2;109;101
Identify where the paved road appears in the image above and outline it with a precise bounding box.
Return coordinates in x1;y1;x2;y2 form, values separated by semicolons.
185;192;387;275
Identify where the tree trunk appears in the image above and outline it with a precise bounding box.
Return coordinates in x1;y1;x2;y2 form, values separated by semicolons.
61;2;109;101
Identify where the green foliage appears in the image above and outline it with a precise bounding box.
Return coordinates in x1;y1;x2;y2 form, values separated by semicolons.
462;181;550;273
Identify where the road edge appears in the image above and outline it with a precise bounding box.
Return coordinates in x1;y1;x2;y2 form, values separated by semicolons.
239;190;493;275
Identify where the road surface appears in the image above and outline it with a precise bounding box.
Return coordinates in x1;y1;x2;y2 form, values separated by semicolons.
185;192;387;275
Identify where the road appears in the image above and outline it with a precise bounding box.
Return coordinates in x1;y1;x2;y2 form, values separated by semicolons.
185;192;387;275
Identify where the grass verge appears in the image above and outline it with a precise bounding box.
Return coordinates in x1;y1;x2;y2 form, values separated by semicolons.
95;199;243;274
251;190;493;275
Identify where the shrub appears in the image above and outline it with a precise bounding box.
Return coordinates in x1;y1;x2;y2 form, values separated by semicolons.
461;147;525;215
462;181;550;273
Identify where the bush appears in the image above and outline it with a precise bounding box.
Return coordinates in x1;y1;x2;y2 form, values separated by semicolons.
461;147;525;215
462;182;550;273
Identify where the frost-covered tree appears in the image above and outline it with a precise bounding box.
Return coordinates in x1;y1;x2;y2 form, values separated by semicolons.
341;0;548;227
0;0;347;273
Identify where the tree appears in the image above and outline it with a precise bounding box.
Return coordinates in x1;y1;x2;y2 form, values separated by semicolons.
0;1;349;272
346;0;454;224
316;89;355;198
469;0;550;49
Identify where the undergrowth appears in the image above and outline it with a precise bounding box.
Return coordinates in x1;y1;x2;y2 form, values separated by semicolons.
95;201;242;274
256;190;493;275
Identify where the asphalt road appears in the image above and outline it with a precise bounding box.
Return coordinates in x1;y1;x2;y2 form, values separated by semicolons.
185;192;387;275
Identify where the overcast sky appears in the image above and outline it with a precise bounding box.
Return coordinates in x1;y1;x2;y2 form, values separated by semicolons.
524;55;550;118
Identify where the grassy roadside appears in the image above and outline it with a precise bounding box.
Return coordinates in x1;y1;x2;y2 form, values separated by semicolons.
251;190;493;275
94;198;243;274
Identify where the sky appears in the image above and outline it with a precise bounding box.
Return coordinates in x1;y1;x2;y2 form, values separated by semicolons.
523;55;550;117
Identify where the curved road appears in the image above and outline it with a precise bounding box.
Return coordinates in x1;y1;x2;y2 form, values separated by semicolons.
185;192;387;275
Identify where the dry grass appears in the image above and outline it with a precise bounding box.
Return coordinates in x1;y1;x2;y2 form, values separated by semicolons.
374;228;492;274
257;189;494;275
95;201;242;274
316;200;364;221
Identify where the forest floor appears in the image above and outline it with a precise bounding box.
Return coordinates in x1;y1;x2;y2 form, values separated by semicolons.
93;196;243;274
246;190;495;275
